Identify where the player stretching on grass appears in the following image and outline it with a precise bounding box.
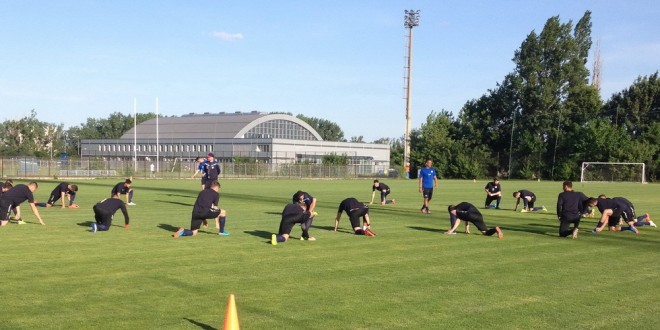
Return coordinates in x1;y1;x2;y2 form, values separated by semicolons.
418;159;438;214
293;191;316;240
191;156;207;190
513;190;546;212
587;197;638;234
0;182;46;226
173;180;228;238
35;182;78;208
370;180;396;205
556;181;588;239
271;199;315;245
90;195;129;232
446;202;503;238
334;197;376;236
112;178;135;205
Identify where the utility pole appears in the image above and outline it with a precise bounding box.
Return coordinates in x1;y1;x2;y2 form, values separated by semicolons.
403;9;420;170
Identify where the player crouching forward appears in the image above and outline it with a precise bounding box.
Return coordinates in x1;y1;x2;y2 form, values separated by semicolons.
272;201;316;245
174;181;228;238
446;203;503;238
91;195;129;232
333;198;376;236
36;182;78;208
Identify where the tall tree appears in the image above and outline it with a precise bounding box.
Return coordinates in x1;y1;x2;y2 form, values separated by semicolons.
510;11;598;179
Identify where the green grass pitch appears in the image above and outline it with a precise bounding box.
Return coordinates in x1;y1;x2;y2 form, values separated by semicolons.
1;178;659;329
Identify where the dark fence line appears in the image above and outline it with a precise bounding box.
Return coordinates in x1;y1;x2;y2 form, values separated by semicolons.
0;158;400;179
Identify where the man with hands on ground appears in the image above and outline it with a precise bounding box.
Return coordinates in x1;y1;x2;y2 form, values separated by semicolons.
0;181;45;226
334;197;376;236
446;202;503;238
91;195;130;232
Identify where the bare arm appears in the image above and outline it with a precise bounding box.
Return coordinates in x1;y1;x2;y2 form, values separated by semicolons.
308;198;317;214
370;191;376;204
447;219;461;233
29;203;45;225
334;212;342;231
61;192;67;208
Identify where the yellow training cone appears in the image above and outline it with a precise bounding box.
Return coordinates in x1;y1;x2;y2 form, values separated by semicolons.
222;294;240;330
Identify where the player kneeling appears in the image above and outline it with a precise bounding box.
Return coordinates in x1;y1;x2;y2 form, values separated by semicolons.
333;197;376;236
173;181;228;238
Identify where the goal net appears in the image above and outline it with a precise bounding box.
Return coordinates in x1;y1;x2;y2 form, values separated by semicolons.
580;162;646;183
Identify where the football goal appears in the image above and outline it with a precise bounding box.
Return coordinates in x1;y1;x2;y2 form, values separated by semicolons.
580;162;646;183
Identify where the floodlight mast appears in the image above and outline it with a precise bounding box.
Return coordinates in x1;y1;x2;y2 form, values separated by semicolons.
403;10;419;172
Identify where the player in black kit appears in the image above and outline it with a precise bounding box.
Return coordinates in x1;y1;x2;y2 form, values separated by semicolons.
513;190;546;212
111;178;135;205
556;181;588;238
334;197;376;236
0;182;46;226
90;195;129;232
370;180;396;205
271;200;316;245
173;180;228;238
35;182;78;208
446;202;503;238
588;196;639;234
484;177;502;209
293;191;317;240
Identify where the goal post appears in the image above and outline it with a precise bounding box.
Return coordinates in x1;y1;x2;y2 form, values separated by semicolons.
580;162;646;183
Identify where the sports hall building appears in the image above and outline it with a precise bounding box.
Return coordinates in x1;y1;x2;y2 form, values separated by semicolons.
80;112;390;166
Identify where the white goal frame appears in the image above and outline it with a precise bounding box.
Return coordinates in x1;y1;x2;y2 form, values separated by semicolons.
580;162;646;183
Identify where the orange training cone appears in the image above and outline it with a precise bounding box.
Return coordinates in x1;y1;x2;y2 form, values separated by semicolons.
222;294;240;330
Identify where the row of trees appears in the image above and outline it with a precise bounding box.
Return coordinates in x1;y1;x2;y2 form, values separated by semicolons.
0;111;157;158
1;11;657;180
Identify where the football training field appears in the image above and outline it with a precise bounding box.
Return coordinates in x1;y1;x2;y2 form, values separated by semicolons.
2;178;659;329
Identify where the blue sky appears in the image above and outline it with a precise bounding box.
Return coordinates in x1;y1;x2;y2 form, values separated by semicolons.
1;0;658;141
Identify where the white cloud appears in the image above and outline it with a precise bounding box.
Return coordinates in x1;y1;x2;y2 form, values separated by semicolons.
212;31;244;42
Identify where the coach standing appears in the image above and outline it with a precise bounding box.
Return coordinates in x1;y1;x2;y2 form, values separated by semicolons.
418;159;438;214
203;153;221;189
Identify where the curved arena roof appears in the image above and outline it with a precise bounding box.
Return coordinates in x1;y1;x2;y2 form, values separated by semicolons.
121;112;323;141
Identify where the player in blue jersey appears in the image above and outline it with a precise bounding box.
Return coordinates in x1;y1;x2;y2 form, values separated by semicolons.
191;156;207;190
418;159;438;214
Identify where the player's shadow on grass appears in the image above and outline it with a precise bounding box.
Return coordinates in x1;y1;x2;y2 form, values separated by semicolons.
264;211;280;215
499;224;554;236
158;223;180;234
244;229;272;240
163;193;194;198
183;318;215;330
156;200;194;207
77;221;94;227
408;226;445;233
